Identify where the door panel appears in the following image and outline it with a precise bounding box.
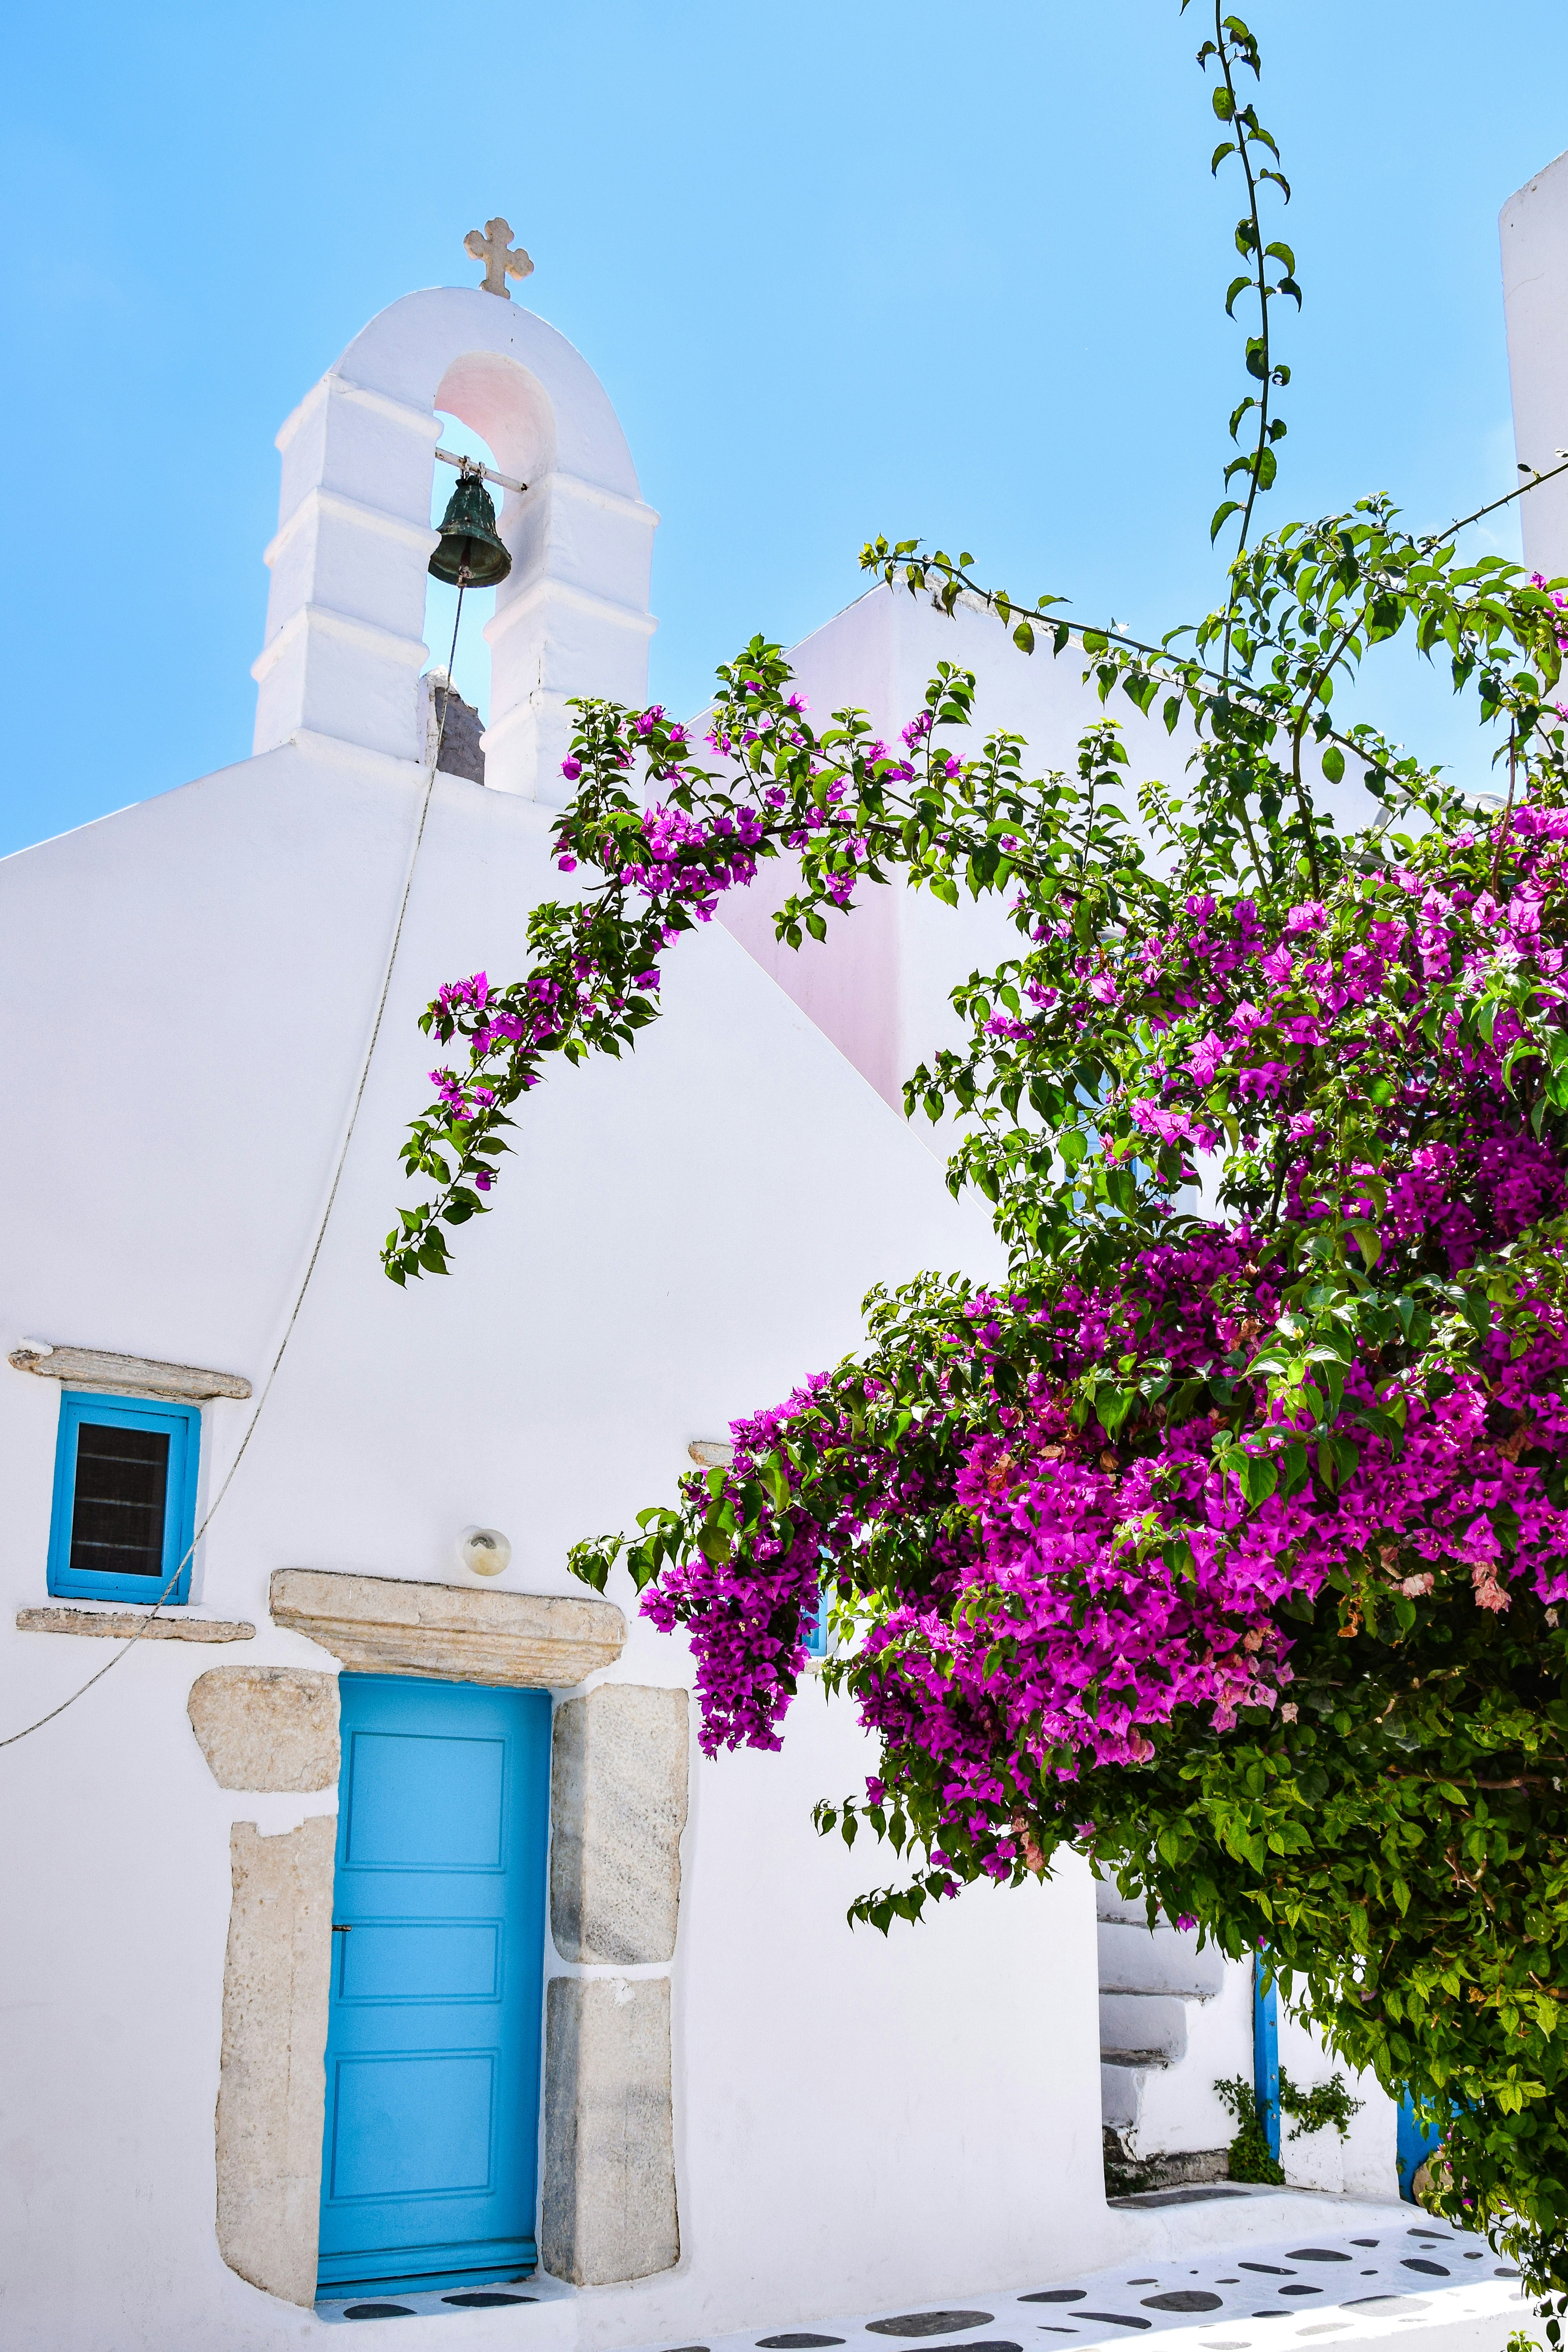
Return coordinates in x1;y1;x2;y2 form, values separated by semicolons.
317;1676;550;2298
328;2053;497;2199
342;1729;507;1869
337;1920;502;2004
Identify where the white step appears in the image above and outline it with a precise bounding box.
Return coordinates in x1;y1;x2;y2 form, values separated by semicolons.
1101;2051;1167;2130
1098;1915;1227;1999
1105;1965;1253;2158
1093;1871;1253;2165
1096;1881;1165;1926
1100;1990;1193;2064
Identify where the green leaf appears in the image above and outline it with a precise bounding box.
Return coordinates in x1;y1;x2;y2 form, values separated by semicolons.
1241;1454;1279;1504
697;1521;731;1566
1095;1382;1136;1436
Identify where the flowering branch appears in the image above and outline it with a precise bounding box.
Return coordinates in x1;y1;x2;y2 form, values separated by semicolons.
383;1;1568;2294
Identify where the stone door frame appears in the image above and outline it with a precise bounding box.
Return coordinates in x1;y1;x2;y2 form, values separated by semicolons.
200;1571;688;2308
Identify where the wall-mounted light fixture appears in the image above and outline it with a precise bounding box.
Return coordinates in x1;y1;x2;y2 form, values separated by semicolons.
458;1525;512;1578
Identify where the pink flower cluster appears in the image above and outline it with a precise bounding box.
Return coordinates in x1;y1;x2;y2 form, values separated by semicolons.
651;1240;1568;1866
1031;811;1568;1225
642;1381;835;1754
426;965;573;1134
638;789;1568;1883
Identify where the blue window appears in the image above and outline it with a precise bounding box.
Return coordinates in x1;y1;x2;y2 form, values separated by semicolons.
804;1585;829;1658
47;1391;200;1605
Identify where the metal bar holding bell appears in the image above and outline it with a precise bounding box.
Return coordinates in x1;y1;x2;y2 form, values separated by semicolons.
434;447;528;495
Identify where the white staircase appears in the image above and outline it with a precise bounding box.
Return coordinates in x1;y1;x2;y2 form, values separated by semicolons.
1097;1878;1253;2189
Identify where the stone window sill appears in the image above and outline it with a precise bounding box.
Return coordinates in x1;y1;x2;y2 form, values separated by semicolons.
9;1340;251;1402
16;1605;256;1642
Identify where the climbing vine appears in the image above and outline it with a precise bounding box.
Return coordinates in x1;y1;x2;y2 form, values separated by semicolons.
385;4;1568;2307
1216;2075;1286;2185
1191;5;1298;568
1215;2065;1362;2187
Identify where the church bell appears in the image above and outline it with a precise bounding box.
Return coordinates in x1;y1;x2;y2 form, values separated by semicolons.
428;467;512;588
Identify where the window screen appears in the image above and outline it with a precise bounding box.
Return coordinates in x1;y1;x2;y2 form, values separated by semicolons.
47;1391;201;1605
69;1421;171;1581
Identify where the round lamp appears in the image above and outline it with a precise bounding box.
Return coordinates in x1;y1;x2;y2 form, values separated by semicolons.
459;1525;512;1578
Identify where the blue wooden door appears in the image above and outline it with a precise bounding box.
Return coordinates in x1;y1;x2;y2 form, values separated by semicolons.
317;1675;551;2299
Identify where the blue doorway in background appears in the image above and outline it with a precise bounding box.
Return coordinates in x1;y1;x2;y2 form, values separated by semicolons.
317;1675;551;2300
1396;2093;1444;2202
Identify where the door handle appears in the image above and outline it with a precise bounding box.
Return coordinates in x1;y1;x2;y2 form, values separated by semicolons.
331;1923;354;1933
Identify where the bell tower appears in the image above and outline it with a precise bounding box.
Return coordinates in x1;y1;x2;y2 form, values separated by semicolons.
251;236;658;800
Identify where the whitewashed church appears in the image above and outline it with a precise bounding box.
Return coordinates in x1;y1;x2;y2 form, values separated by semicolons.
5;157;1566;2348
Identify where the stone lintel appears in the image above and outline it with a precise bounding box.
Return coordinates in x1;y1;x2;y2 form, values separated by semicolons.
269;1568;626;1688
189;1666;340;1792
9;1342;251;1401
16;1607;256;1642
216;1817;335;2307
542;1975;678;2286
552;1685;689;1965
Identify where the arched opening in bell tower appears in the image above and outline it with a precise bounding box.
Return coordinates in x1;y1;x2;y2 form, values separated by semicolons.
418;349;560;792
420;411;505;783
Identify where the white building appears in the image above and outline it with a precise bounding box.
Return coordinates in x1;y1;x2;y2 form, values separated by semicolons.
14;142;1563;2336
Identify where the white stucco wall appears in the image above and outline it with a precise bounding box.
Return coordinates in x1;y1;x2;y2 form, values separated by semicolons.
1503;146;1568;582
716;584;1115;1120
0;724;1143;2350
1277;2005;1396;2203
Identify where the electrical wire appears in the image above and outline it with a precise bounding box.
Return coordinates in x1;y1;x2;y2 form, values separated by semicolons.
0;585;470;1750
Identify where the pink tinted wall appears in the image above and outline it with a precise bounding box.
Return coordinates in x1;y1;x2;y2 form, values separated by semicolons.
714;591;906;1110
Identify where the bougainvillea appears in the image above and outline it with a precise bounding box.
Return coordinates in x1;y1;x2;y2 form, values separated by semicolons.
385;4;1568;2309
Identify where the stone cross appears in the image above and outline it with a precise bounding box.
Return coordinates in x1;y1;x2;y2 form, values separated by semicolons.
464;217;534;299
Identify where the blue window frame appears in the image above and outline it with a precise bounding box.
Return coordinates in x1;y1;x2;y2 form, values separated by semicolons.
47;1391;200;1605
804;1584;829;1658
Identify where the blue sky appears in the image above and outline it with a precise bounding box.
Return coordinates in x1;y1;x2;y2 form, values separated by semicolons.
4;1;1568;857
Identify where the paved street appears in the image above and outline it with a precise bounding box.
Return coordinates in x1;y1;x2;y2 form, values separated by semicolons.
315;2198;1532;2347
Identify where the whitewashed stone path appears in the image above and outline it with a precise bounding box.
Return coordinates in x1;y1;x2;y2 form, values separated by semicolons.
314;2195;1531;2345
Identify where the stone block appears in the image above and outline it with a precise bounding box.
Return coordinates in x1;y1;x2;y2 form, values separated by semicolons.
189;1666;340;1791
215;1817;336;2307
542;1975;678;2286
551;1684;688;1964
270;1568;626;1688
17;1606;255;1642
8;1340;251;1399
